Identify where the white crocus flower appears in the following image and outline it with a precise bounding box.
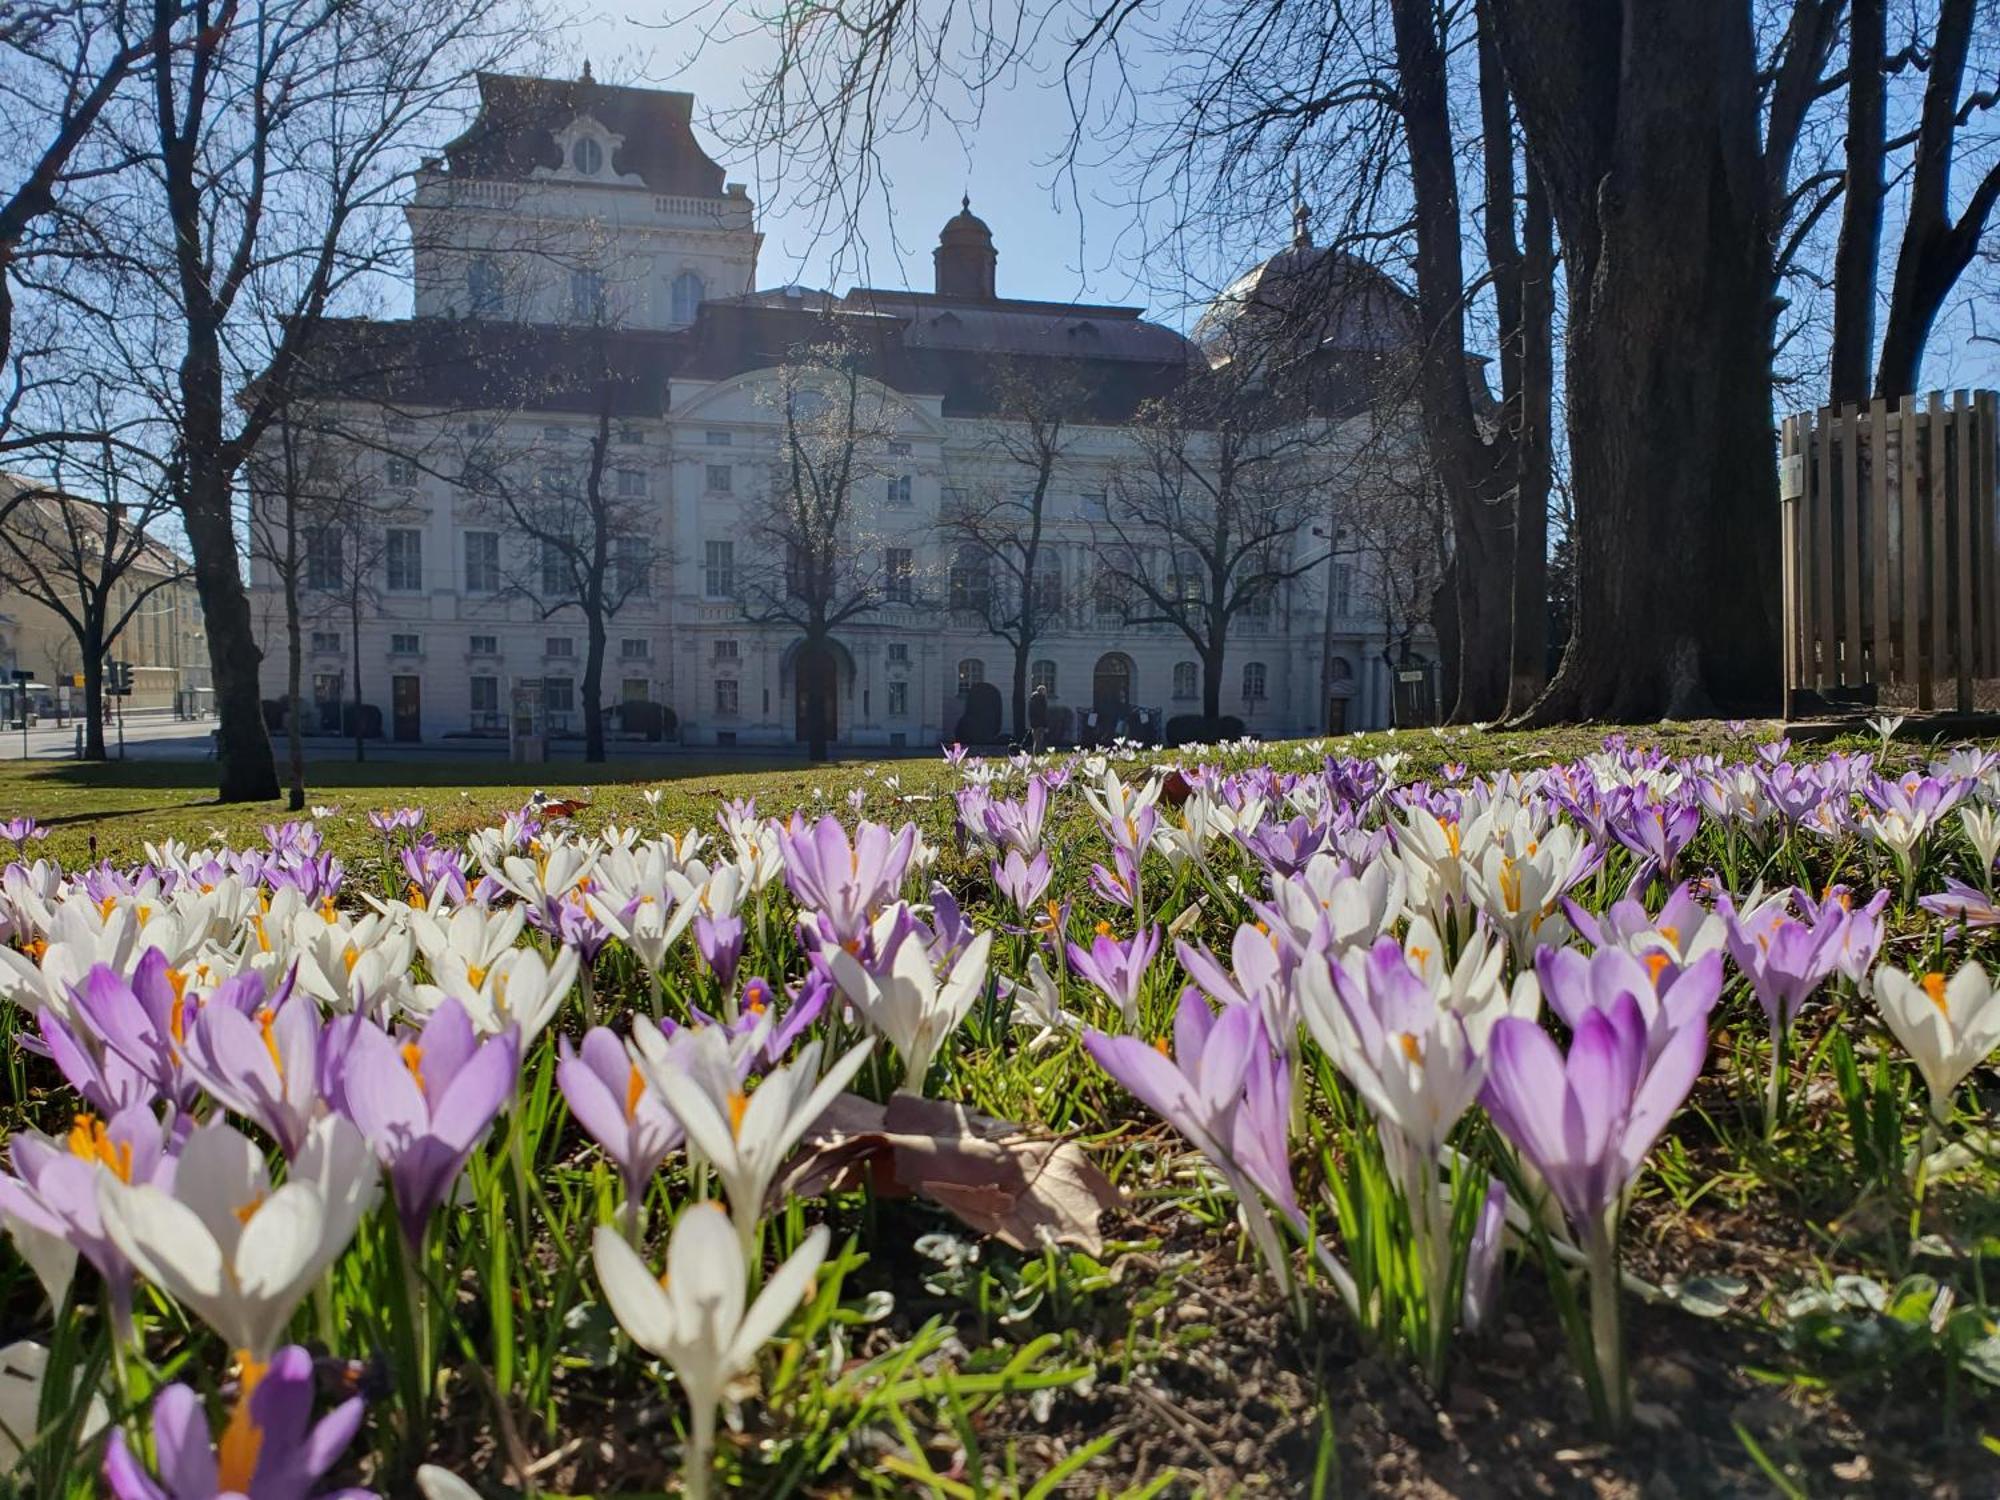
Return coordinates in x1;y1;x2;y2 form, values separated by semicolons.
633;1027;871;1255
485;840;598;912
415;943;577;1045
828;929;994;1094
593;1207;829;1500
0;1340;107;1466
1005;950;1076;1051
1961;805;2000;877
1873;964;2000;1124
410;903;528;984
1399;915;1540;1044
1080;767;1161;842
290;906;416;1016
97;1115;378;1358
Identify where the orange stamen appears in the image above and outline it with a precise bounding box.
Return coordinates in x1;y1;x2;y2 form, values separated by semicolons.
67;1115;133;1182
256;1007;283;1076
727;1089;749;1138
624;1065;646;1121
1922;972;1950;1018
214;1355;268;1492
401;1042;427;1094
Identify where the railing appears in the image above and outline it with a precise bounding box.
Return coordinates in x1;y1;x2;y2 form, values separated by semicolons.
1779;390;1999;714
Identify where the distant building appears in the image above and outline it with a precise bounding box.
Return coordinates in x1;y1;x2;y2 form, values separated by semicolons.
249;72;1434;750
0;477;210;717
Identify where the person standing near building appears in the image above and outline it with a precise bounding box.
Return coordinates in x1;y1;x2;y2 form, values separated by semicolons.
1026;684;1049;752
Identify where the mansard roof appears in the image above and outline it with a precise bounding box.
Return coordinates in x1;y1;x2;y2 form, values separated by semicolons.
439;74;729;198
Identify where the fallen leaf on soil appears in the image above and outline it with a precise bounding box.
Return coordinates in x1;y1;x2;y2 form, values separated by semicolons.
776;1092;1121;1254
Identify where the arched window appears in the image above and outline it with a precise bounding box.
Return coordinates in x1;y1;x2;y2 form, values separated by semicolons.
571;137;603;175
1172;661;1198;700
1242;661;1268;701
1329;656;1355;684
956;658;985;695
466;257;502;316
671;270;704;325
1030;659;1057;696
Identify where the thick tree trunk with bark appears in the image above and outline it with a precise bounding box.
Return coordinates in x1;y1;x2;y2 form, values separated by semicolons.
1201;641;1224;725
81;632;105;761
1504;172;1555;718
1011;639;1031;742
1489;0;1780;720
284;554;305;810
182;473;279;798
583;604;607;763
350;595;366;764
1829;0;1884;407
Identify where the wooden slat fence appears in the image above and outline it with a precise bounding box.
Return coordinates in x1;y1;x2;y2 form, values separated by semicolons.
1779;389;1999;716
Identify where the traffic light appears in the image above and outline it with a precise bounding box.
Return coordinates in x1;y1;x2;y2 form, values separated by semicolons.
106;659;133;696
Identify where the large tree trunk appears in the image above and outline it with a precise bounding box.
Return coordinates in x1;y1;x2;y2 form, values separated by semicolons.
80;633;105;761
583;606;607;763
350;594;366;764
1829;0;1884;407
1449;497;1513;721
284;555;306;811
182;475;279;799
1491;0;1779;720
1010;638;1031;741
1503;168;1554;719
1201;640;1224;725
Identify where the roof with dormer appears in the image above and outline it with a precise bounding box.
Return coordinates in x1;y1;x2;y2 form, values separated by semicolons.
439;73;730;197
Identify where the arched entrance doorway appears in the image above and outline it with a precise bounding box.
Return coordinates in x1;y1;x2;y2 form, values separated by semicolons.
794;643;839;745
1092;652;1134;716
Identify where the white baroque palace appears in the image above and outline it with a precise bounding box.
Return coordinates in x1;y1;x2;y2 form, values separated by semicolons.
248;71;1435;751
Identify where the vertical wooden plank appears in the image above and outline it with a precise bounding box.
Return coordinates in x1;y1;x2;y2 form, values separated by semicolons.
1841;405;1863;685
1814;405;1836;688
1870;397;1892;685
1900;395;1925;704
1955;392;1975;708
1795;413;1815;690
1929;393;1950;708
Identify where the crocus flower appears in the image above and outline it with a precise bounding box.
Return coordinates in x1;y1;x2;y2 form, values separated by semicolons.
1872;964;2000;1125
633;1026;872;1254
693;909;745;994
330;998;520;1248
367;806;424;838
0;817;45;849
1177;924;1291;1047
97;1115;378;1358
1918;877;2000;930
102;1344;373;1500
180;989;322;1159
1066;923;1161;1027
1087;847;1140;913
1722;896;1842;1036
1534;946;1724;1062
778;816;916;940
0;1105;176;1337
593;1207;829;1500
992;849;1052;916
827;925;993;1093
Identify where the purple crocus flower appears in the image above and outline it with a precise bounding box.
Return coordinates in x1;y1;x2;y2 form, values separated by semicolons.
400;838;469;905
992;849;1053;916
557;1028;683;1229
981;777;1049;855
1480;993;1708;1238
367;807;424;839
1534;946;1724;1061
1720;898;1843;1035
102;1344;374;1500
694;909;745;992
1067;923;1162;1026
1176;924;1290;1045
179;987;322;1159
1605;789;1701;882
332;997;520;1248
0;1104;176;1337
779;815;917;940
1796;884;1891;991
1;817;46;848
1088;846;1140;911
1919;877;2000;930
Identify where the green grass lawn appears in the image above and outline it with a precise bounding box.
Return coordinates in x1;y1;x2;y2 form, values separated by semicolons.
0;721;1831;868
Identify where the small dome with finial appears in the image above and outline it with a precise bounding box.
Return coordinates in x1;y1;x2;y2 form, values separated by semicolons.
934;193;998;299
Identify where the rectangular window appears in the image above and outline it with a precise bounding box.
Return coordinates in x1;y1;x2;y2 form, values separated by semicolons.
621;678;649;703
545;636;573;658
310;630;340;654
469;634;498;655
616;469;646;498
1031;659;1057;695
714;638;739;661
385;456;417;487
714;678;739;715
311;672;343;733
385;528;423;592
542;425;570;444
887;642;909;665
887;440;911;457
885;474;912;507
543;675;574;726
620;637;648;660
305;528;343;592
541;539;569;598
887;680;908;716
1242;661;1268;700
705;429;732;447
617;425;643;446
464;531;499;593
469;675;500;729
949;549;989;614
390;633;420;655
569;271;604;321
1332;563;1354;616
615;535;650;597
885;546;913;604
957;658;985;694
706;463;732;494
704;539;734;598
1079;490;1109;521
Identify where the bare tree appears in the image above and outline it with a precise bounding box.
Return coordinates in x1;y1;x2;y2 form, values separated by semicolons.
942;359;1097;739
1097;357;1331;725
31;0;552;801
734;329;908;763
0;437;182;758
453;346;667;763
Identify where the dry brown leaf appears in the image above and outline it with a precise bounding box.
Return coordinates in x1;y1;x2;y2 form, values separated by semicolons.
774;1092;1121;1255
